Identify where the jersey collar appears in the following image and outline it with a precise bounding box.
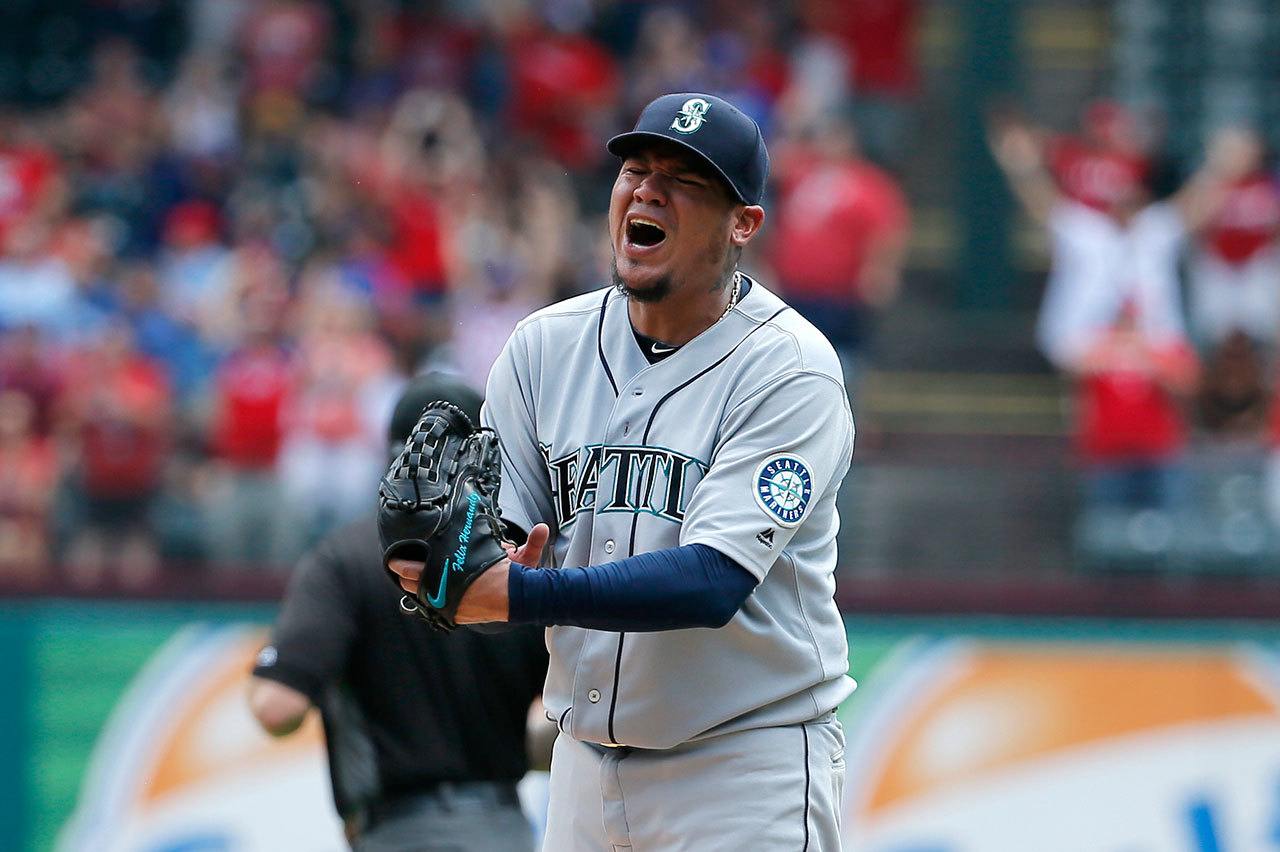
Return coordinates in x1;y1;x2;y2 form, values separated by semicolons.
598;274;786;397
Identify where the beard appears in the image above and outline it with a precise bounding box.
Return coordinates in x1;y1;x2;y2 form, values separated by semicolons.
611;258;672;304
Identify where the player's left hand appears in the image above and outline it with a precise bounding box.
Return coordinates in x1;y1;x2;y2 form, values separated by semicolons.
389;522;549;596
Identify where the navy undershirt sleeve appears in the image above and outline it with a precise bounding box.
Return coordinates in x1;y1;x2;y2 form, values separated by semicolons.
507;543;758;631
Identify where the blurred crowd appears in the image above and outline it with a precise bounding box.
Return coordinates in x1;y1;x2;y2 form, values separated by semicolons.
0;0;915;586
990;102;1280;565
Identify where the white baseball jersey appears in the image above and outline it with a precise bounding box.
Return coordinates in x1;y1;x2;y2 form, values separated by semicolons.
1036;200;1189;369
483;276;855;750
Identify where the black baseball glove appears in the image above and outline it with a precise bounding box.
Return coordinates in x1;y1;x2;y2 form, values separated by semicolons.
378;400;509;631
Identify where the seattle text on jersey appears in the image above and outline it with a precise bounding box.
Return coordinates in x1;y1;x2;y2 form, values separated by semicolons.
540;443;709;528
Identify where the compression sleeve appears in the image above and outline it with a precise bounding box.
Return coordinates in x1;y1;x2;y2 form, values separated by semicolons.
507;544;757;632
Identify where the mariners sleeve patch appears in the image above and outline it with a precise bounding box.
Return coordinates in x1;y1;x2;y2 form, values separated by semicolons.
753;454;814;528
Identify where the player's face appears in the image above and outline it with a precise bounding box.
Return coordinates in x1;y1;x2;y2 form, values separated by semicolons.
609;143;741;302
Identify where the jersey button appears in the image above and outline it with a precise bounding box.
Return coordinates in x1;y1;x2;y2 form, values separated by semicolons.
604;540;615;555
588;689;601;703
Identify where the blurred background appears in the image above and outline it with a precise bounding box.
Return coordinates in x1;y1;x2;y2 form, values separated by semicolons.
5;0;1280;850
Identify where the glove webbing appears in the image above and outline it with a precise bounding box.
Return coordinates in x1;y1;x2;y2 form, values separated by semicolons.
385;413;474;509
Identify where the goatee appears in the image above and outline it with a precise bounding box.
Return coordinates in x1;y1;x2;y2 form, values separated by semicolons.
612;261;671;304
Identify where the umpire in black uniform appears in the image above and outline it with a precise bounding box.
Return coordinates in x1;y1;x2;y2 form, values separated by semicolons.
249;373;550;851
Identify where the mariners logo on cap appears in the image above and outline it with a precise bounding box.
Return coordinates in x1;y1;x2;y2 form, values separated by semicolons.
754;454;813;527
671;97;711;134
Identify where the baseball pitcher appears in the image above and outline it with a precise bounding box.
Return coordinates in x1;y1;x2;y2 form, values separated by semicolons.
384;92;855;851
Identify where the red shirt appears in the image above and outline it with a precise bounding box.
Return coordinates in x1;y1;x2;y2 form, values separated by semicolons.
1048;137;1147;213
1076;344;1195;463
0;337;62;436
212;346;292;468
802;0;918;95
1266;386;1280;448
743;47;790;103
387;188;447;294
507;27;619;167
770;158;908;300
1202;174;1280;265
77;358;171;496
845;0;918;94
0;144;55;244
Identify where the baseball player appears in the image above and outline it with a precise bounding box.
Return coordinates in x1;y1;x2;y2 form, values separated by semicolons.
389;92;855;850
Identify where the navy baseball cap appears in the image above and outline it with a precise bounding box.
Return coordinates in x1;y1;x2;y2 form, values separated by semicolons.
608;93;770;206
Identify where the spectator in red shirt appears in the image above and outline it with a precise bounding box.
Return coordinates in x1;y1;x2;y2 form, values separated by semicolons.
506;15;620;170
0;111;65;247
988;114;1253;545
372;90;489;360
203;300;294;569
1074;303;1200;513
59;324;173;589
1046;101;1152;215
0;327;64;436
377;90;484;306
0;390;58;581
1186;128;1280;348
211;341;290;469
385;181;447;300
770;113;910;392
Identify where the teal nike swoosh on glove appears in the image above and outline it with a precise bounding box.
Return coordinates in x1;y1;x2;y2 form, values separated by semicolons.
425;559;451;608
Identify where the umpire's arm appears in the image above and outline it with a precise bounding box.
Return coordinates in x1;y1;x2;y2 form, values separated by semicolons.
248;538;358;737
248;678;312;737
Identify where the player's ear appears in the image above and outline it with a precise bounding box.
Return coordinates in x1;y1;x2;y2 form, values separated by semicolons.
729;205;765;248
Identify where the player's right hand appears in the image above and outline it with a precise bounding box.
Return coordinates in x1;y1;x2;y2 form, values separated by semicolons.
505;523;550;568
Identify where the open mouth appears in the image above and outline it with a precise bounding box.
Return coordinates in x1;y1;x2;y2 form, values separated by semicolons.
626;217;667;248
